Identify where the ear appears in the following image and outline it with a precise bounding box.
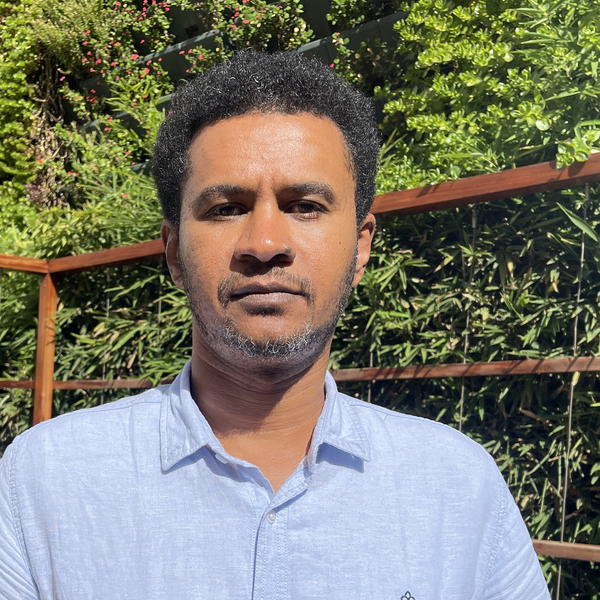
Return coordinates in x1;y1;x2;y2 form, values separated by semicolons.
161;219;184;289
352;213;376;287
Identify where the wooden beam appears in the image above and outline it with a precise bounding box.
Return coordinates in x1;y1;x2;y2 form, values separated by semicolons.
33;274;58;424
47;239;165;275
330;356;600;381
372;153;600;217
53;379;158;390
0;254;48;274
28;356;600;392
534;540;600;562
0;380;35;389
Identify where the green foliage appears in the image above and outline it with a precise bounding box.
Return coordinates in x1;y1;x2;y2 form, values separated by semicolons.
0;0;40;240
184;1;313;75
328;0;404;30
375;0;600;192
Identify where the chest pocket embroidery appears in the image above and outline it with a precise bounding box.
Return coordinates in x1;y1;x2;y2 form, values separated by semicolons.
401;593;416;600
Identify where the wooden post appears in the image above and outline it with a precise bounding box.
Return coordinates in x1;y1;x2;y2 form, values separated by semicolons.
33;274;58;424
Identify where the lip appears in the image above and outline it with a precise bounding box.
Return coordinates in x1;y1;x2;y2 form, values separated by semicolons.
230;282;304;299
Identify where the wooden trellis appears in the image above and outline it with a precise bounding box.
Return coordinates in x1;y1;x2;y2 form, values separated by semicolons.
2;154;600;567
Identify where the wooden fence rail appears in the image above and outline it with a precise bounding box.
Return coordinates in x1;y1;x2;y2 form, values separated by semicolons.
3;356;600;391
1;154;600;564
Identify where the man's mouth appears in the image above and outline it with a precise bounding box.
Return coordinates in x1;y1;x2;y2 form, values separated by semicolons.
230;282;305;302
217;270;314;308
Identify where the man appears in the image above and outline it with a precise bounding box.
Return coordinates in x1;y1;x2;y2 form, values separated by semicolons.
0;51;549;599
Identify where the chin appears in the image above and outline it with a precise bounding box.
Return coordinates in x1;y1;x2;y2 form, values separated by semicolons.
197;314;334;370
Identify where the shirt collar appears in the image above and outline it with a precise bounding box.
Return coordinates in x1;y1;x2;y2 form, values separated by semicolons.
308;371;371;465
159;360;370;472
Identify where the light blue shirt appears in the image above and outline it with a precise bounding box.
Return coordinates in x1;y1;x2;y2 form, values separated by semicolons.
0;361;549;599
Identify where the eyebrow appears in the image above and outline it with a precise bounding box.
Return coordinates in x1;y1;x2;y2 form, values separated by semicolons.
191;181;336;210
192;184;247;210
280;182;336;205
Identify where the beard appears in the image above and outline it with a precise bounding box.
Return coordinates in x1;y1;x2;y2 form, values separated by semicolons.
179;251;357;366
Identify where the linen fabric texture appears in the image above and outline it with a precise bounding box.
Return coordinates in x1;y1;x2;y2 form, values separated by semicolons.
0;361;550;599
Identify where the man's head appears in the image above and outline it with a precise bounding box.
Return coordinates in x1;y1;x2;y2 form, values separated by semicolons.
154;50;380;372
153;50;380;229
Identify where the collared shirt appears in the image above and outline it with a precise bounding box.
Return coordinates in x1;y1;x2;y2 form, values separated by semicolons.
0;361;549;600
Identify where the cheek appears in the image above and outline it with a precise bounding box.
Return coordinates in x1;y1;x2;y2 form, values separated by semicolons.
179;226;233;290
299;230;356;298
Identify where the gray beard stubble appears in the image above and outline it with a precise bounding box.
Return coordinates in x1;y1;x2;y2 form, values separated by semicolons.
179;251;358;363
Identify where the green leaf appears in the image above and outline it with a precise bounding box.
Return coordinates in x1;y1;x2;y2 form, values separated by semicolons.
557;203;598;241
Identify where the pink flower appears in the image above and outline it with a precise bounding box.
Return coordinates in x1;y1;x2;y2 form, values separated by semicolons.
90;89;96;93
146;59;152;65
158;57;162;62
231;24;236;29
179;50;184;54
82;41;87;45
60;76;66;81
131;54;139;60
84;29;90;34
143;68;150;75
96;59;101;64
111;62;117;66
243;19;249;23
82;58;87;63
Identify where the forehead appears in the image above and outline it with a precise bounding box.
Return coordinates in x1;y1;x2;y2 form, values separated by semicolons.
185;112;354;189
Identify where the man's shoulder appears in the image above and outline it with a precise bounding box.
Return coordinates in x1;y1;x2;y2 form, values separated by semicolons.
8;385;167;464
340;393;497;475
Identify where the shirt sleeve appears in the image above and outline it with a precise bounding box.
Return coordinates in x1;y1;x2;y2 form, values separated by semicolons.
0;441;39;600
483;472;551;600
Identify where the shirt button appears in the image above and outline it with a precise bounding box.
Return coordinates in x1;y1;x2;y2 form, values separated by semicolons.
266;510;277;524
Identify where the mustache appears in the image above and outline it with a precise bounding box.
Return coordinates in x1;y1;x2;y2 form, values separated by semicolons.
217;268;314;307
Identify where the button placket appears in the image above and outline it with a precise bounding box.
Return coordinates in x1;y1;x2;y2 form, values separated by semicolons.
252;466;309;600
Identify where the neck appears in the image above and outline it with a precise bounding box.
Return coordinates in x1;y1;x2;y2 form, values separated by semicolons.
189;323;331;491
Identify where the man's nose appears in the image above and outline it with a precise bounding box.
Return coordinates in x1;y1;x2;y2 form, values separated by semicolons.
233;199;295;265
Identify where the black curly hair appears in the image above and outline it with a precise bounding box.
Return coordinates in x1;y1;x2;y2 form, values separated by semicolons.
152;49;381;229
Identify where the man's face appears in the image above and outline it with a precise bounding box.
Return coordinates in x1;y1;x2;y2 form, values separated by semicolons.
163;111;375;368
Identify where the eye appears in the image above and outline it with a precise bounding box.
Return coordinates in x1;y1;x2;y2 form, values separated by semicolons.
288;201;325;217
207;204;245;219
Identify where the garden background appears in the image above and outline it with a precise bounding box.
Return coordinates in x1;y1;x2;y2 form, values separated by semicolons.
1;0;600;595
